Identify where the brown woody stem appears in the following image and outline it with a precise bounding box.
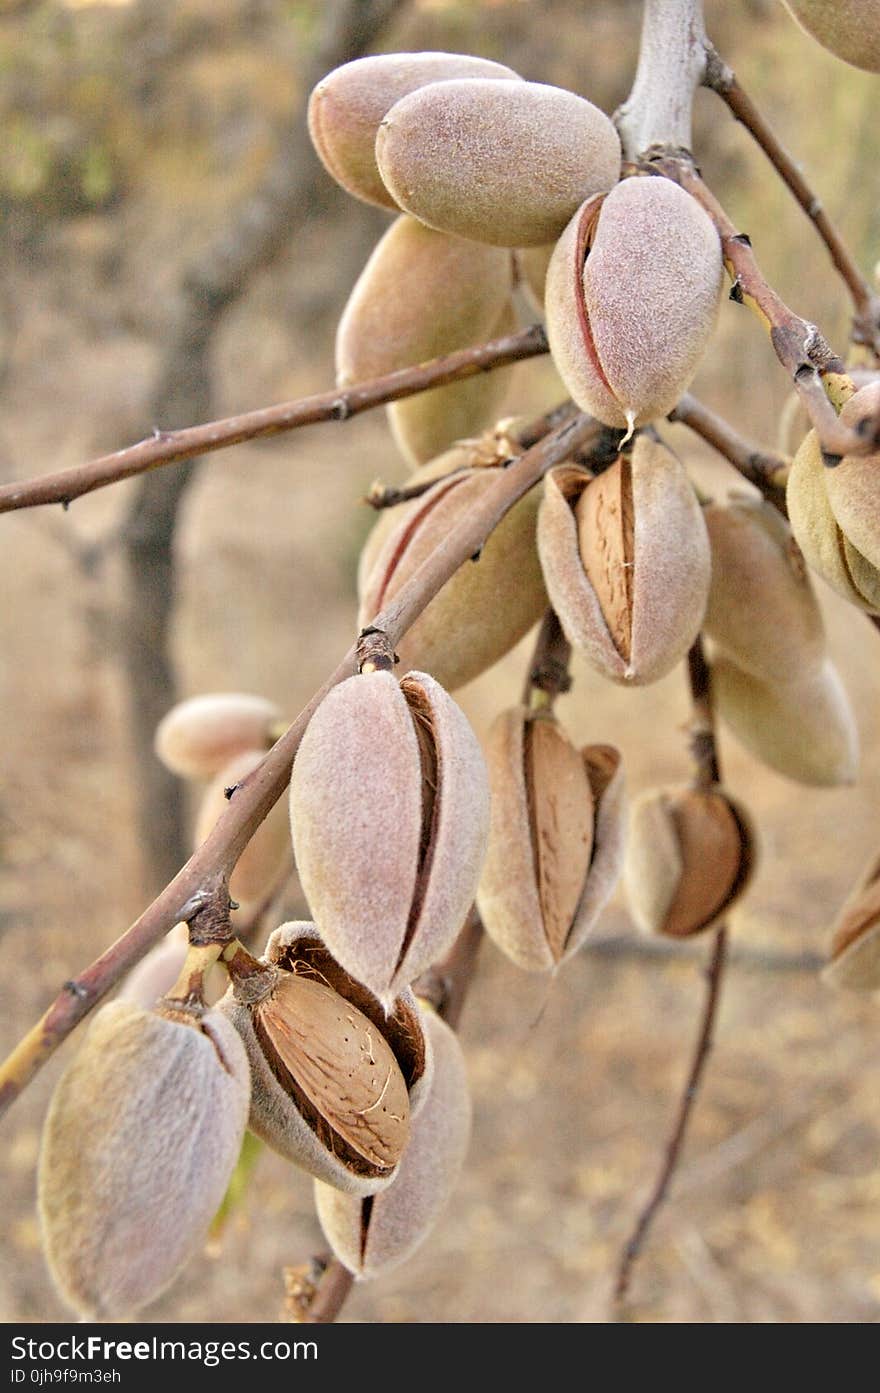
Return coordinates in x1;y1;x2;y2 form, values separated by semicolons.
612;635;728;1311
644;157;880;460
703;50;880;353
0;410;599;1119
670;393;790;503
522;609;572;709
0;324;548;515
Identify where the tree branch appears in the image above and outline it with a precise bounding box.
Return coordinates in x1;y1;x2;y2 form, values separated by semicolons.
615;0;709;159
669;392;790;502
0;407;598;1119
703;47;880;353
0;326;548;515
612;636;728;1313
645;157;880;460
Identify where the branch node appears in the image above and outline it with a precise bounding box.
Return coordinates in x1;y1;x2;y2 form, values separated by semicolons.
357;626;397;673
330;397;351;422
63;980;90;1001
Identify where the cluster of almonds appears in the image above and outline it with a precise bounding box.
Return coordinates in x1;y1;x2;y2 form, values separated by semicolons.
35;35;880;1323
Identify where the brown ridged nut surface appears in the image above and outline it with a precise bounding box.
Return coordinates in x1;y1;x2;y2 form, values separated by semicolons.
703;495;826;683
38;1000;250;1320
537;437;711;684
712;656;859;787
624;787;755;938
218;924;432;1195
545;178;722;428
477;708;625;972
153;692;281;780
307;53;520;209
314;1006;471;1278
375;79;621;247
289;671;490;1004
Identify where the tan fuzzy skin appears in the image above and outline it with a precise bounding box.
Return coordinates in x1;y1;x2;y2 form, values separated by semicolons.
218;924;431;1194
194;749;290;906
537;438;711;685
477;710;625;972
387;300;517;467
623;790;684;937
153;692;280;780
376;79;621;248
315;1007;471;1278
38;1001;250;1321
546;178;722;428
713;656;859;787
289;671;489;1003
825;384;880;569
703;496;826;683
307;53;520;210
358;470;546;693
336;215;513;389
786;430;880;611
782;0;880;72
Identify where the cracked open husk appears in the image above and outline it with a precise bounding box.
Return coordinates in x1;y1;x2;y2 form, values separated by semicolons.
477;707;625;972
314;1006;471;1278
307;52;520;210
624;786;755;938
153;692;281;780
545;177;722;428
375;78;621;247
703;495;826;682
712;655;859;786
358;433;546;691
38;999;250;1320
289;671;490;1003
218;923;432;1195
537;437;710;684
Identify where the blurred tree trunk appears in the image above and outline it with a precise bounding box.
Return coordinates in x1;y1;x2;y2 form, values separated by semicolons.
122;0;406;893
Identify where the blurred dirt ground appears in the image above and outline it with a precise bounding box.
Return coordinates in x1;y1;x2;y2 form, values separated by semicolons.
3;0;880;1324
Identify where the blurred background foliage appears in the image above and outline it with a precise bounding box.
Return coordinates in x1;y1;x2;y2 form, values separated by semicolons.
2;0;880;1323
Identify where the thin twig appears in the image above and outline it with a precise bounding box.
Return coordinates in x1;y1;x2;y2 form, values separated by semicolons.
669;393;790;503
0;325;548;515
644;158;880;461
0;409;600;1119
612;636;728;1312
703;48;880;353
521;608;572;709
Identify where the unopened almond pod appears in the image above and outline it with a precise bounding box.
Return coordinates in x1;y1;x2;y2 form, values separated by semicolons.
289;671;490;1002
703;495;826;683
822;383;880;567
376;79;621;248
217;924;431;1195
712;656;859;786
786;426;880;612
336;214;513;387
358;440;546;692
537;438;711;684
38;999;250;1320
154;692;282;780
387;299;518;466
194;749;290;912
315;1006;470;1277
477;708;625;972
781;1;880;72
545;178;722;429
823;849;880;991
307;53;520;210
624;786;755;938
